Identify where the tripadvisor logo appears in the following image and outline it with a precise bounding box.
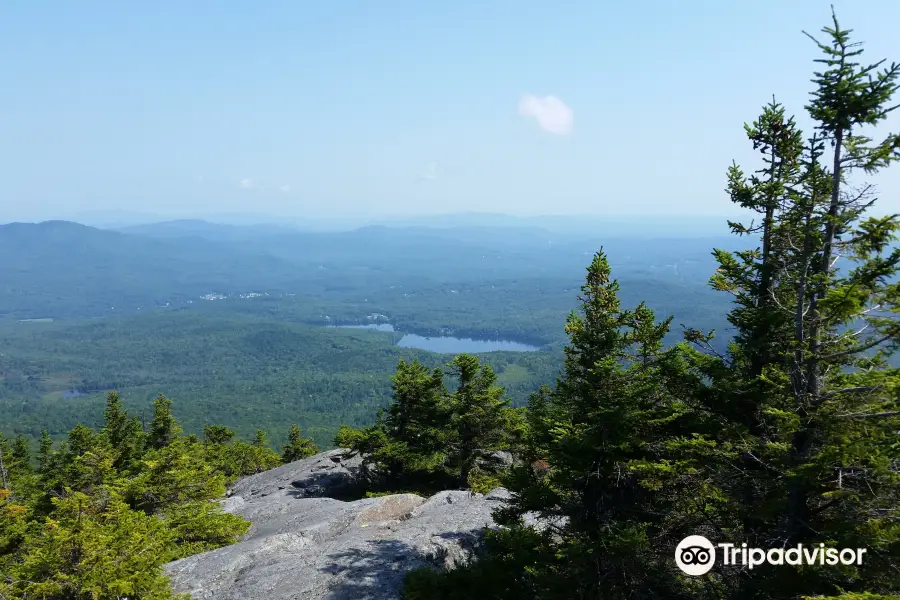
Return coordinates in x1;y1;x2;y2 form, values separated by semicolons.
675;535;868;576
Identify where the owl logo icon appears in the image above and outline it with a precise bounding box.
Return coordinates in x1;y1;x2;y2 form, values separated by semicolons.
675;535;716;575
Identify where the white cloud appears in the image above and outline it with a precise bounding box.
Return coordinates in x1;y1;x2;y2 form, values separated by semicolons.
279;184;291;193
518;94;573;135
238;178;256;189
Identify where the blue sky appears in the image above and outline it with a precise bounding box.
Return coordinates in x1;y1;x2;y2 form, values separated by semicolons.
1;0;899;223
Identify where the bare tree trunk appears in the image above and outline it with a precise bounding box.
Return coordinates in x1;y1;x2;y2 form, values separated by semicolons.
787;127;844;543
806;126;844;404
0;447;7;492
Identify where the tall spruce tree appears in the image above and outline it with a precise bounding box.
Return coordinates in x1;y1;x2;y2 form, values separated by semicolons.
147;393;181;450
445;354;510;488
384;358;448;464
103;390;145;470
36;429;54;475
346;359;450;487
693;9;900;598
483;251;720;599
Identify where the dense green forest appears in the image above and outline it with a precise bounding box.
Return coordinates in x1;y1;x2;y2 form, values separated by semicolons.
0;310;561;448
0;266;730;449
2;9;899;600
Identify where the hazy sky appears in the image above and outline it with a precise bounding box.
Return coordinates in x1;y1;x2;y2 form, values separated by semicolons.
2;1;900;223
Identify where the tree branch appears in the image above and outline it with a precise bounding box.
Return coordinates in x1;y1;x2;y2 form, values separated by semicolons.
822;385;883;399
823;332;897;360
838;410;900;419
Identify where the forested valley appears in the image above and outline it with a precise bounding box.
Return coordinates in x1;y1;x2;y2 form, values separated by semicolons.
2;9;900;600
0;223;732;449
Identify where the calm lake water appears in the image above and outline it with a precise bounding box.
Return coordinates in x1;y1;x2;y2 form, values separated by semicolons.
329;323;541;353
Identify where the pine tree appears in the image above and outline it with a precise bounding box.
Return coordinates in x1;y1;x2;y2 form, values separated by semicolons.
103;390;145;470
281;424;319;463
36;429;54;474
61;423;116;495
694;10;900;597
481;252;718;599
251;429;269;449
10;436;31;475
203;424;236;446
340;355;517;492
147;393;181;450
384;358;451;476
445;354;510;488
343;359;450;488
7;490;182;599
1;396;254;598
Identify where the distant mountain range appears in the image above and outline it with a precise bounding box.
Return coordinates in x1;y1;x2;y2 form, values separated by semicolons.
115;219;305;242
48;210;746;237
0;218;746;321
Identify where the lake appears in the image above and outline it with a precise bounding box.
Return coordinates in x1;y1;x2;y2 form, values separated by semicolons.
328;323;541;353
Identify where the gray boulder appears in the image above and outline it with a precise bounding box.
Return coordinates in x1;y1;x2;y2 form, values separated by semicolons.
226;448;365;501
165;449;514;600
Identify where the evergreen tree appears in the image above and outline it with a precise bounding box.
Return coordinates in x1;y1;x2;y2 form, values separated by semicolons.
385;359;448;449
382;358;451;479
342;359;450;489
61;423;117;496
8;489;183;599
66;423;98;457
252;429;270;449
281;423;319;463
0;487;28;583
236;438;282;475
10;436;31;474
696;99;810;548
200;425;277;479
691;10;900;597
128;437;227;515
147;393;181;450
496;252;718;599
445;354;510;488
341;355;519;493
405;253;720;599
203;424;236;446
243;431;281;473
36;429;54;474
0;397;255;598
200;431;281;480
103;390;145;470
104;390;130;448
